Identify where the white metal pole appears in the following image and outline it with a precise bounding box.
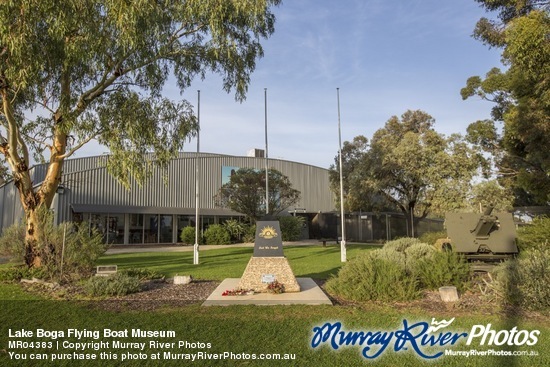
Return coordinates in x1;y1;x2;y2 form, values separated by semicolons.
264;88;269;216
194;90;200;265
337;88;347;262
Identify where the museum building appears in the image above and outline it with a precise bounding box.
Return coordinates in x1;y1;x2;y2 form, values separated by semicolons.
0;152;335;245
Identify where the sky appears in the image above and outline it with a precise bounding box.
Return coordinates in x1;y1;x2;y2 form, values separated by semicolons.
78;0;504;169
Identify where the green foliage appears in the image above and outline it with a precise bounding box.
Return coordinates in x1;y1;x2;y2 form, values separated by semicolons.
0;223;25;261
0;267;26;282
119;268;164;281
382;237;422;252
0;211;106;281
0;0;282;268
278;216;305;241
0;266;44;283
59;225;108;281
242;224;256;243
517;245;550;310
327;238;469;302
215;168;301;221
180;226;198;245
464;3;550;205
489;245;550;310
330;110;482;233
404;243;437;267
413;252;470;291
203;224;231;245
517;216;550;251
0;266;50;283
84;273;142;297
326;252;420;302
222;219;246;243
418;230;448;246
0;0;281;184
469;180;515;212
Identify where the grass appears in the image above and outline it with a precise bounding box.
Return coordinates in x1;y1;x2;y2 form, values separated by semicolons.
95;244;375;280
1;244;549;367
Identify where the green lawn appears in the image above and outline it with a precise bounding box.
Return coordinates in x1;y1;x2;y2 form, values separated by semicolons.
96;244;374;279
1;244;549;367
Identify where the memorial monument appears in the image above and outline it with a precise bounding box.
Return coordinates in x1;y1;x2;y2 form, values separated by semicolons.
237;218;300;292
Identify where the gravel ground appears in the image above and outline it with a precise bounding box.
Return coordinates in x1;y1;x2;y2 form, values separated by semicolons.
93;280;221;312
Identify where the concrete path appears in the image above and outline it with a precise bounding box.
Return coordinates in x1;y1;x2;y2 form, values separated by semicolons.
202;278;332;306
105;240;325;255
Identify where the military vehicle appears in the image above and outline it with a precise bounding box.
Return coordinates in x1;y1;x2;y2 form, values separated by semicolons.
439;206;518;263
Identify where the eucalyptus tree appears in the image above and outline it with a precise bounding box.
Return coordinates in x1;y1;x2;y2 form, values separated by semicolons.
331;110;483;236
462;0;550;205
0;0;281;267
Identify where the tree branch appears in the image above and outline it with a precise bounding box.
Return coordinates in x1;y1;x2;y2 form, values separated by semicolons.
1;91;29;168
58;129;104;159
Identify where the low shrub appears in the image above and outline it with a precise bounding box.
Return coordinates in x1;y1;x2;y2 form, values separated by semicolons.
180;226;198;245
327;238;470;302
203;224;231;245
222;219;246;243
84;273;142;297
242;224;256;243
383;237;422;252
517;216;550;251
0;210;107;281
0;223;25;261
404;243;437;272
119;268;165;281
326;251;420;302
413;251;470;291
489;245;550;310
418;230;448;246
59;225;108;280
0;266;51;283
278;216;305;241
0;267;29;282
370;247;406;269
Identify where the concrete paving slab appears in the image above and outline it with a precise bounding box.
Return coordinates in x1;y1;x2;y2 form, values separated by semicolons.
202;278;332;306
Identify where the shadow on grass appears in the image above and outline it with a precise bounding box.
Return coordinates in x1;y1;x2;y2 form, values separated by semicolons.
492;259;520;367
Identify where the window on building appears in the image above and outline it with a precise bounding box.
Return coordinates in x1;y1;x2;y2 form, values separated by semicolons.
107;214;125;244
144;214;158;243
159;215;173;243
129;214;144;244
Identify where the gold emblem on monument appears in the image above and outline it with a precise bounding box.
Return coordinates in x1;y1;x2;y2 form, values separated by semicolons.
259;226;278;240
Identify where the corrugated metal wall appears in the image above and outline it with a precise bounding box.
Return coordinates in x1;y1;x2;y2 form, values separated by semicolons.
0;180;24;229
1;153;335;231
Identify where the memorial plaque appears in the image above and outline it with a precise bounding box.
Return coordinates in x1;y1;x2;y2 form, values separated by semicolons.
253;220;284;257
261;274;276;283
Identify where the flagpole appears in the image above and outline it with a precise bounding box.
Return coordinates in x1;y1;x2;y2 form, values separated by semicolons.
264;88;269;215
337;88;347;262
193;90;200;265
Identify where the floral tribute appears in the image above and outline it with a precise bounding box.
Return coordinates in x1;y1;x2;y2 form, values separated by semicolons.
221;288;255;296
266;280;285;294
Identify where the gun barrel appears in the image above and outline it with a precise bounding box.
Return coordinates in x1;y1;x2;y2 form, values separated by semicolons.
483;206;494;216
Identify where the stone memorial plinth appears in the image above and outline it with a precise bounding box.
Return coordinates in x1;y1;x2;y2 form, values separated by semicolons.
237;220;300;293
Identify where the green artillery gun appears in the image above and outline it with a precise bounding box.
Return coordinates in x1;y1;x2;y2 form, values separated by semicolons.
439;206;518;262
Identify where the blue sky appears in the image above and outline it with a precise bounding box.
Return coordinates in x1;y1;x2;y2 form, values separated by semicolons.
82;1;504;169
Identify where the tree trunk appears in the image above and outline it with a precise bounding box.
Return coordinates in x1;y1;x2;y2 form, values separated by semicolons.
404;206;416;238
24;208;45;268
